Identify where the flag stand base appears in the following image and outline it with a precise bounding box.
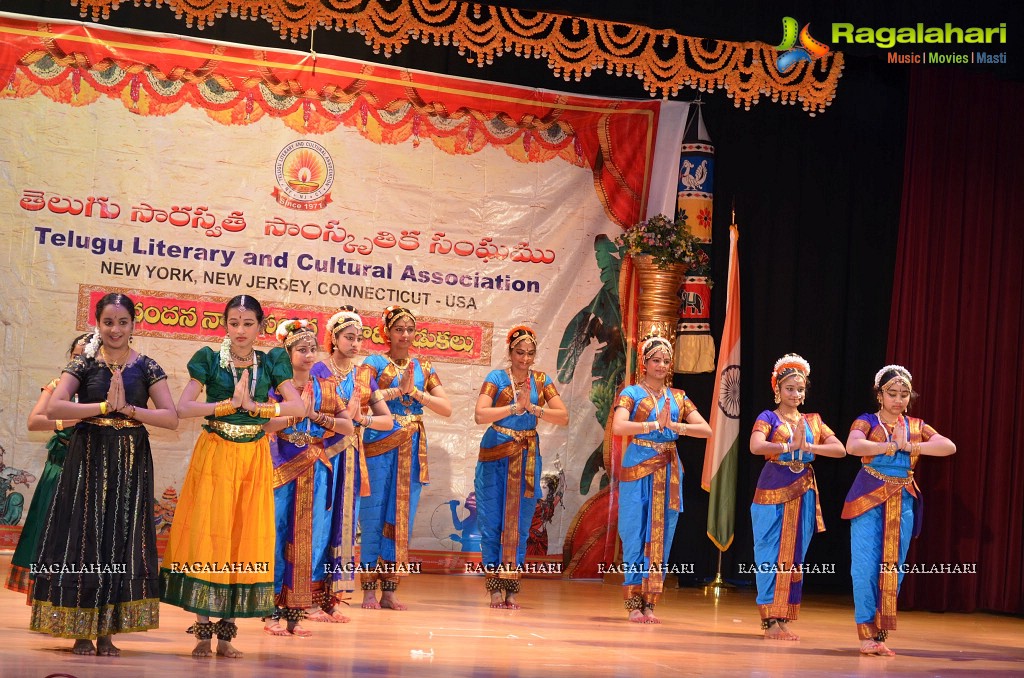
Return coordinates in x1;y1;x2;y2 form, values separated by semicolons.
703;550;736;598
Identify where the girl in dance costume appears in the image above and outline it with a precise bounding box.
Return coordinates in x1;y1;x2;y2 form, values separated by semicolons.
611;333;711;623
358;306;452;610
6;332;90;601
749;354;845;640
33;294;177;656
262;318;389;635
160;295;304;658
844;365;955;656
473;326;569;608
309;307;393;614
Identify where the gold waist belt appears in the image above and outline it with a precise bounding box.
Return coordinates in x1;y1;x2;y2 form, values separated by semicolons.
83;416;143;429
864;465;915;486
208;419;264;440
490;424;538;443
393;414;423;428
278;430;324;447
632;438;676;453
770;458;809;474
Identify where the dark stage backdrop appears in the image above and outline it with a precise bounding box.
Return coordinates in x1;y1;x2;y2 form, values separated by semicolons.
5;0;1020;614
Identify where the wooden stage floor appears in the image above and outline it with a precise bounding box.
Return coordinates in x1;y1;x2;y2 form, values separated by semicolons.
2;556;1022;677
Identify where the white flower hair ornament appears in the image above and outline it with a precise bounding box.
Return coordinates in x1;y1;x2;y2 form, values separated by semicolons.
219;334;233;369
770;353;811;392
874;364;912;390
83;327;102;359
276;318;309;342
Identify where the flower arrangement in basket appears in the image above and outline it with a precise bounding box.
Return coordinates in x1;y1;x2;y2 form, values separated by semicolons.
615;212;702;271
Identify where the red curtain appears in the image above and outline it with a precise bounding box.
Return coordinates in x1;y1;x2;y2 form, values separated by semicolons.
889;66;1024;614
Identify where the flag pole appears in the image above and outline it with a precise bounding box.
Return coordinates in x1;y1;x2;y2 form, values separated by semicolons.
702;203;740;597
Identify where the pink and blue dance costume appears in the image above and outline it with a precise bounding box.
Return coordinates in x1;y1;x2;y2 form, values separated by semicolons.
750;411;835;622
843;413;936;641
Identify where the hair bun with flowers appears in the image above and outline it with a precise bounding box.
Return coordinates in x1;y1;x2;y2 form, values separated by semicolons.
380;305;416;336
277;318;317;348
83;326;102;359
324;309;363;350
771;353;811;392
639;329;673;362
507;325;537;348
874;364;912;390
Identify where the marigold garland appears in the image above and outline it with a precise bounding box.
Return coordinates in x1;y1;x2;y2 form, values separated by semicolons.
65;0;842;113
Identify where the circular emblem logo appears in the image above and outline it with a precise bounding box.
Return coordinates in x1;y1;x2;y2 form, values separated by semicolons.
273;140;335;206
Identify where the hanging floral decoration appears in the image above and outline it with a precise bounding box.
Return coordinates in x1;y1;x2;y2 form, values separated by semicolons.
65;0;842;113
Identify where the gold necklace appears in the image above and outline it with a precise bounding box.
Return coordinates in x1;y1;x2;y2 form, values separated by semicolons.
507;368;529;389
387;354;411;370
329;355;354;379
876;410;900;427
775;408;801;422
641;381;666;401
100;345;131;370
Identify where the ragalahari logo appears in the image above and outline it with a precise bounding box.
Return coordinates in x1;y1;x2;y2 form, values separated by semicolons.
774;17;831;72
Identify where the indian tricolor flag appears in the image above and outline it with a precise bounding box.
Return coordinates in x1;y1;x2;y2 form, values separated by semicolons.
701;224;740;551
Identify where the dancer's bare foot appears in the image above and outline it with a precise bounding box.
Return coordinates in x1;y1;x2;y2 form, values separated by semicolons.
72;639;96;655
263;619;290;636
504;592;521;610
317;607;351;623
489;591;506;608
361;590;381;609
764;620;798;640
628;609;647;624
776;620;799;639
287;621;313;638
192;639;213;658
860;639;896;656
305;608;332;622
380;591;407;610
642;607;660;624
96;636;120;656
216;639;244;658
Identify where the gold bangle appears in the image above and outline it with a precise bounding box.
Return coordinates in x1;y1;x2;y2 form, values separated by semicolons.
680;422;687;436
274;403;281;417
214;400;234;417
55;419;64;431
642;422;649;434
911;442;921;455
781;442;789;455
99;401;109;415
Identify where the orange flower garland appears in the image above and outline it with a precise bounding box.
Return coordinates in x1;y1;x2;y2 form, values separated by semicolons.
64;0;842;113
